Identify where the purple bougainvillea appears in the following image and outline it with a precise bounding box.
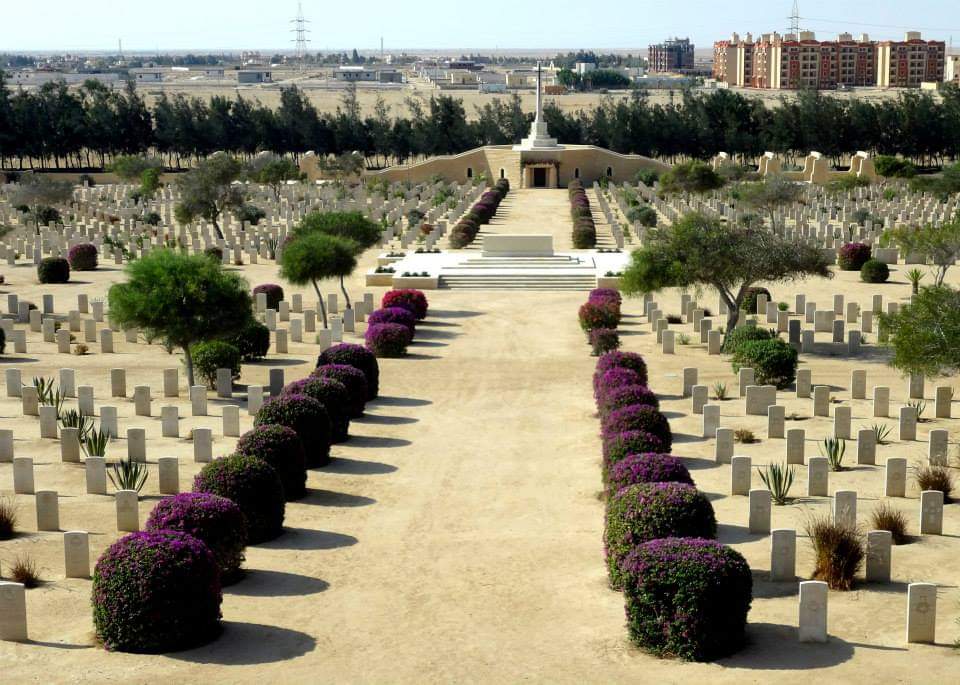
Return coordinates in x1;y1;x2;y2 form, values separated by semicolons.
593;367;644;404
312;364;367;418
621;538;752;661
594;351;649;392
67;242;98;271
368;307;417;337
92;530;222;653
598;384;660;419
601;405;672;452
606;453;694;494
838;242;872;271
604;482;717;589
193;453;285;543
365;322;411;357
382;289;429;320
602;430;665;480
144;492;247;581
235;423;308;497
317;343;379;400
254;393;331;467
282;377;351;444
252;283;284;310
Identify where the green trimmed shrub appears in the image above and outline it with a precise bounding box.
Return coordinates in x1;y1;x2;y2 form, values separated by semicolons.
739;287;770;313
193;453;285;543
731;338;798;389
622;538;752;661
229;319;270;361
860;258;890;283
605;482;717;589
38;257;70;284
723;325;776;355
190;341;241;389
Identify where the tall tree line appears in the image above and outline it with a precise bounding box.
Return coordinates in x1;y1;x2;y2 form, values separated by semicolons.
1;70;959;171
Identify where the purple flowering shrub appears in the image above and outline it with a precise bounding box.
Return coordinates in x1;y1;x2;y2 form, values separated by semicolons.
283;377;350;443
601;405;673;452
602;430;665;480
604;482;717;589
92;530;222;652
593;367;644;404
838;242;872;271
312;364;368;418
579;302;620;333
252;283;284;310
67;243;98;271
598;384;660;419
235;424;308;497
621;538;752;661
368;307;417;338
317;342;379;400
144;492;248;581
382;289;429;320
254;393;331;467
37;256;70;284
606;453;694;494
366;322;411;357
594;351;648;392
589;328;620;356
193;454;285;543
589;288;622;307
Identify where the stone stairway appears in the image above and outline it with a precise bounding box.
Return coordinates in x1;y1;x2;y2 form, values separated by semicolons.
586;189;619;250
439;255;598;290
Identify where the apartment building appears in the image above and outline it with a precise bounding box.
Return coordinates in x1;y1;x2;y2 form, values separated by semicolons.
648;37;695;73
876;32;945;87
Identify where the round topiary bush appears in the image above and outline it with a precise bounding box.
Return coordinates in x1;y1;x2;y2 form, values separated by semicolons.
235;424;308;498
621;538;752;661
594;351;648;393
193;453;285;543
739;287;771;313
92;530;222;652
368;307;416;338
366;322;411;357
722;325;776;354
67;243;98;271
254;393;331;467
860;258;890;283
579;301;620;333
607;453;694;494
601;405;673;452
38;256;70;284
589;328;620;356
312;364;367;418
588;288;622;308
282;376;350;443
229;318;271;361
604;482;717;589
190;340;241;389
252;283;284;310
382;289;429;320
144;492;248;582
317;343;379;400
838;242;872;271
598;384;660;419
593;367;644;405
731;338;798;389
602;430;666;480
0;328;5;356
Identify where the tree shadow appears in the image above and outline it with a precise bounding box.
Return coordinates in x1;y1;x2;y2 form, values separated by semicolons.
300;488;376;507
346;435;411;448
322;457;398;475
719;622;858;669
168;622;316;665
418;320;459;328
24;640;93;650
370;395;432;407
404;352;442;360
225;569;329;597
352;413;418;426
0;357;40;364
259;527;358;551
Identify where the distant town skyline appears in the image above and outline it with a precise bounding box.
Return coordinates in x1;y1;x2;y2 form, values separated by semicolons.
1;0;959;52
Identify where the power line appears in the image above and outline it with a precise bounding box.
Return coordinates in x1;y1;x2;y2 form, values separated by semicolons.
801;17;960;34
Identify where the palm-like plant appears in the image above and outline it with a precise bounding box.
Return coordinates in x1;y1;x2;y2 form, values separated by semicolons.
59;409;93;441
758;462;796;505
84;428;109;458
108;457;148;492
907;399;927;422
906;268;924;295
871;423;892;445
820;437;846;472
713;381;728;401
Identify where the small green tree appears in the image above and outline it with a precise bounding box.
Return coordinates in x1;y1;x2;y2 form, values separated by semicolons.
234;204;266;232
658;161;725;195
885;215;960;286
174;153;245;239
107;250;252;386
879;285;960;377
279;232;358;329
739;174;803;232
11;173;74;235
620;213;831;340
294;211;380;308
249;157;305;202
109;155;162;183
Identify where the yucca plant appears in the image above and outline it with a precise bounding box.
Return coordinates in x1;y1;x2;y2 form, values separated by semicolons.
907;400;927;423
108;457;148;493
871;423;892;445
677;333;691;346
758;463;795;505
906;268;924;295
820;437;846;472
84;428;109;458
32;376;55;403
713;381;728;401
59;409;93;441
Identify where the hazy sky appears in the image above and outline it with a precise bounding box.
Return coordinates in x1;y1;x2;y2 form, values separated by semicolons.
2;0;959;52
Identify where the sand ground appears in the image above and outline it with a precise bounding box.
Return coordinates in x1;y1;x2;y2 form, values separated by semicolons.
1;188;959;683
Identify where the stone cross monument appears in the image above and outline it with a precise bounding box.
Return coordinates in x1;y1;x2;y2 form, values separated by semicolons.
514;61;560;150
